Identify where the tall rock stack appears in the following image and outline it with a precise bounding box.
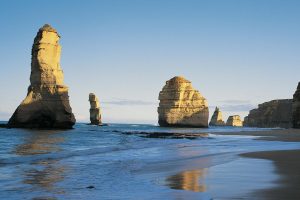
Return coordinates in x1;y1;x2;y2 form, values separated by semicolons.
292;82;300;128
226;115;243;127
244;99;292;128
158;76;209;127
89;93;102;125
209;107;225;126
8;24;76;129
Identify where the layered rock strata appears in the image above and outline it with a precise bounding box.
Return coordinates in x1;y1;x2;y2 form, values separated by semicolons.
244;99;292;128
293;83;300;128
226;115;243;127
209;107;225;126
8;24;76;129
89;93;102;125
158;76;209;127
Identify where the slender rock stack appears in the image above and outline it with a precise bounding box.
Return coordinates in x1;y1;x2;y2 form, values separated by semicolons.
8;24;76;129
89;93;102;125
292;82;300;128
244;99;292;128
157;76;209;127
209;107;225;126
226;115;243;127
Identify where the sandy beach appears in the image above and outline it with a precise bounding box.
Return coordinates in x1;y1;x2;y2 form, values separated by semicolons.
243;150;300;200
214;128;300;142
214;129;300;200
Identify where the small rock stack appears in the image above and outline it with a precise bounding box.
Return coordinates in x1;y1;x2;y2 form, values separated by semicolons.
226;115;243;127
158;76;209;127
89;93;102;125
209;107;225;126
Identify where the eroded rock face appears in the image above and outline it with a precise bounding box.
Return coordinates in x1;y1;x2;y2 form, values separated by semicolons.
226;115;243;127
244;99;292;128
89;93;102;125
293;83;300;128
8;24;76;129
158;76;209;127
209;107;225;126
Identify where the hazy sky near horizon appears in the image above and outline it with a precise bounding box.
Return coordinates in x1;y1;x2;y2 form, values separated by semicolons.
0;0;300;123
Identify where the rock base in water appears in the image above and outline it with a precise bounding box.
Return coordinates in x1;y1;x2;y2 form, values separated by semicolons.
8;24;75;129
226;115;243;127
89;93;102;125
157;76;209;127
209;107;225;126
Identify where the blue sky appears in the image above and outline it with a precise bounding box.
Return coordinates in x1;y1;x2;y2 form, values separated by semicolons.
0;0;299;123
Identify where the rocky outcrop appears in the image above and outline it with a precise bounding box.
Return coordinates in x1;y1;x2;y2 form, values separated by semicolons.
8;24;76;129
244;99;292;128
226;115;243;127
209;107;225;126
157;76;209;127
89;93;102;125
293;83;300;128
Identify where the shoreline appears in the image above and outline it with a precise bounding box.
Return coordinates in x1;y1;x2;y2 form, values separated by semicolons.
213;128;300;142
213;129;300;199
242;150;300;200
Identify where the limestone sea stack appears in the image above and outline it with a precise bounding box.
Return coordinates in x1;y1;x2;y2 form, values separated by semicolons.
89;93;102;125
158;76;209;127
244;99;292;128
209;107;225;126
8;24;76;129
226;115;243;127
292;83;300;128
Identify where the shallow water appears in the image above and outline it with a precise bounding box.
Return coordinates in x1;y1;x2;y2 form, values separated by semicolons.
0;123;299;199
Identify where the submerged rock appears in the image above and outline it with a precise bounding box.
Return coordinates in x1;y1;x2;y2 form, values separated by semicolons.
244;99;292;128
8;24;76;129
209;107;225;126
293;83;300;128
158;76;209;127
226;115;243;127
89;93;102;125
105;130;209;139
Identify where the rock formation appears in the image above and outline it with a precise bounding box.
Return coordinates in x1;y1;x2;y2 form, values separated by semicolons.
209;107;225;126
8;24;76;129
89;93;102;125
293;83;300;128
157;76;209;127
244;99;292;128
226;115;243;127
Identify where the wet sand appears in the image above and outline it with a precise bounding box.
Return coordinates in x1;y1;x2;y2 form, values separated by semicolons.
242;150;300;200
213;128;300;142
214;129;300;200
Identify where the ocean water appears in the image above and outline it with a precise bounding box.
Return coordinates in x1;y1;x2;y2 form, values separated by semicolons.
0;123;299;200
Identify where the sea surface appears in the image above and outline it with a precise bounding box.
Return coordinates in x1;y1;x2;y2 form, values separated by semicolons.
0;123;300;200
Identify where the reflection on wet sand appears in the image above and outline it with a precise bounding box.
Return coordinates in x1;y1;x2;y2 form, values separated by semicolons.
166;168;208;192
14;130;67;194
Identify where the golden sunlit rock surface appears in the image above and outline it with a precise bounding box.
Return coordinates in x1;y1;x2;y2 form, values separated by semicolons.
244;99;292;128
158;76;209;127
209;107;225;126
226;115;243;127
292;82;300;128
8;24;75;129
89;93;102;125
